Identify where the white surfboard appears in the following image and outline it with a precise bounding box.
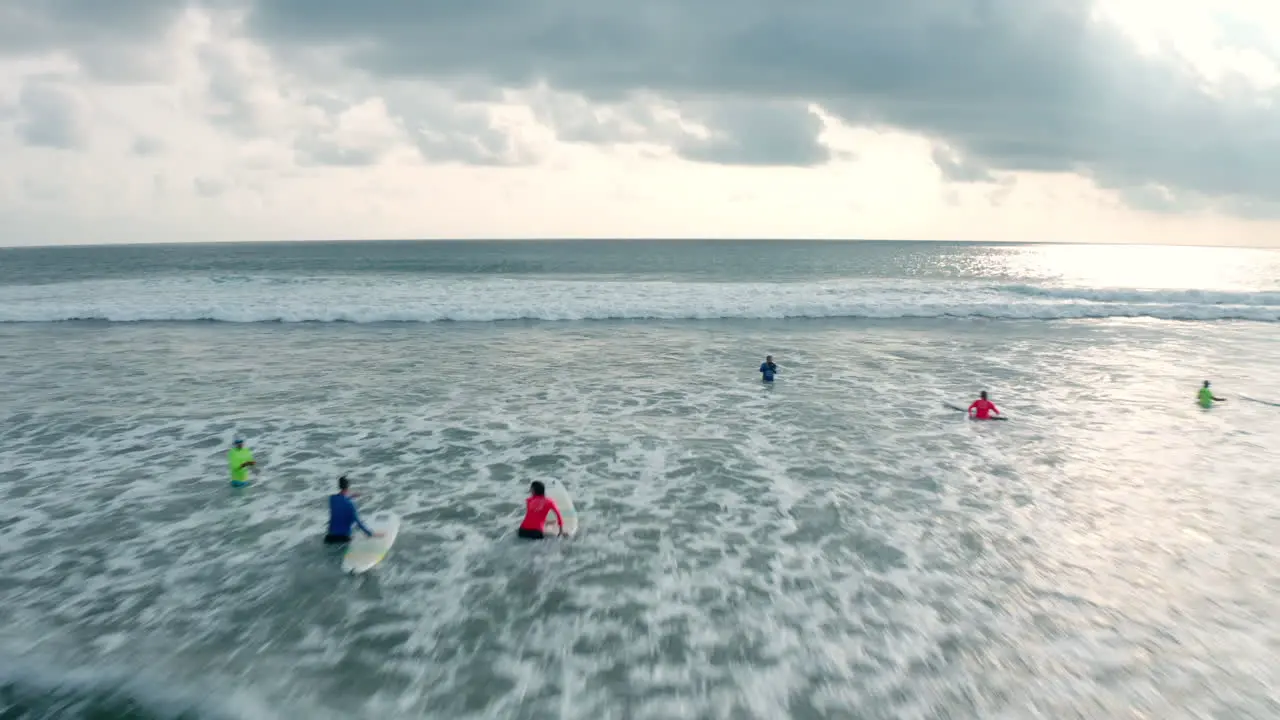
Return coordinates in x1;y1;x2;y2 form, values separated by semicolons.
542;480;578;538
342;512;400;574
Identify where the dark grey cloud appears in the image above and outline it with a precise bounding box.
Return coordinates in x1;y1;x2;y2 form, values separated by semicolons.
674;100;830;166
0;1;172;51
0;0;196;81
15;79;87;149
239;0;1280;209
533;95;831;166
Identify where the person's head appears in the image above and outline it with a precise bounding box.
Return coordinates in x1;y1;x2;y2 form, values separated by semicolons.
232;437;243;447
1203;380;1211;388
980;391;988;400
338;475;351;493
530;481;546;497
766;355;773;363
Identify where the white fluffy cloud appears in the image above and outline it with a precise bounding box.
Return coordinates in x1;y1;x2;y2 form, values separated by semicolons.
1;0;1279;246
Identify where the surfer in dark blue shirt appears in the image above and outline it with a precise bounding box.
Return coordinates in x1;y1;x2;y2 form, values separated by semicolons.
760;355;778;383
325;475;380;544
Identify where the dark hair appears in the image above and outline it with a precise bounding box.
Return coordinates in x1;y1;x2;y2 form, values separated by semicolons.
530;481;546;496
338;475;350;491
980;391;988;399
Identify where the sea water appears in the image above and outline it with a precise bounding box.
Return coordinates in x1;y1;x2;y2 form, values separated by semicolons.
1;240;1279;719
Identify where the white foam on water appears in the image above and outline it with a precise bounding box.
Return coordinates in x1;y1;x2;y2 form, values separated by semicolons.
2;319;1280;717
1;275;1280;323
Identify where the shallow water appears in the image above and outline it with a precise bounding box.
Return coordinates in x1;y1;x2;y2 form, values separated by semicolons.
3;241;1280;719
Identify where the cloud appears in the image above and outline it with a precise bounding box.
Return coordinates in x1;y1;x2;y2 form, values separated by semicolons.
132;135;164;156
0;1;194;81
377;84;541;166
674;101;831;167
15;78;88;149
182;13;539;168
193;175;226;197
931;144;996;184
235;0;1280;208
292;98;404;167
1118;183;1198;214
1;0;1280;245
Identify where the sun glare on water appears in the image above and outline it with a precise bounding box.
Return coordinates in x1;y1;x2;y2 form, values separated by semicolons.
997;244;1280;291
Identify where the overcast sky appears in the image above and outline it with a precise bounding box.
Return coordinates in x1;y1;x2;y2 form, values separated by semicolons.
2;0;1279;247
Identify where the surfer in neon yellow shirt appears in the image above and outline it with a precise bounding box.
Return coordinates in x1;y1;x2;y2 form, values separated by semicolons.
1198;381;1225;409
227;438;256;486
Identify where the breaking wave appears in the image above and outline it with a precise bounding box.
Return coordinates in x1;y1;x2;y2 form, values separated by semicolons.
0;275;1277;323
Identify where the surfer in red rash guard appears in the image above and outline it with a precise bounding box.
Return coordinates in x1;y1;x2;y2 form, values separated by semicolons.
968;391;1000;420
517;481;564;540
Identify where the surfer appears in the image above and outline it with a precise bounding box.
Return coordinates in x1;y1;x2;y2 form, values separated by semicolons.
968;391;1001;420
1198;381;1225;408
517;481;564;540
760;355;778;383
227;437;256;487
325;475;382;544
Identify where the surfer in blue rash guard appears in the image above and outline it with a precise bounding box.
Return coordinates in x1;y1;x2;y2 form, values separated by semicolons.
760;355;778;383
324;475;382;544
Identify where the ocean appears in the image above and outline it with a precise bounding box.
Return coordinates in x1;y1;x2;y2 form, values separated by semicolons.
1;239;1279;719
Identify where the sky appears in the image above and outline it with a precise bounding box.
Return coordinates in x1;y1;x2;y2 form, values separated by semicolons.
1;0;1279;247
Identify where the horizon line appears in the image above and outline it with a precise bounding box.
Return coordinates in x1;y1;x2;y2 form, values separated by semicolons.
1;237;1276;252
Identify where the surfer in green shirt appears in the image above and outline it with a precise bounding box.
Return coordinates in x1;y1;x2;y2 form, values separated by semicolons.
227;437;256;486
1198;381;1225;408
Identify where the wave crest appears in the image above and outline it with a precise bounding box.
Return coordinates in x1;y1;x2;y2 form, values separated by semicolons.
0;276;1277;323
